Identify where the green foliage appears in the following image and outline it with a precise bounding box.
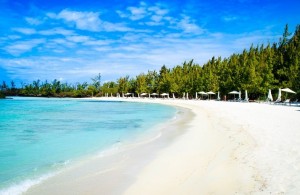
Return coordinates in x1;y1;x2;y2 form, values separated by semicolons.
0;91;5;98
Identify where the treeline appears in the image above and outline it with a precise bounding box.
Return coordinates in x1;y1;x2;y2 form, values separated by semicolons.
1;24;299;100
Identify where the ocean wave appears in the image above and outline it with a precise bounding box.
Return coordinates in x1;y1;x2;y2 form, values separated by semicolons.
0;172;55;195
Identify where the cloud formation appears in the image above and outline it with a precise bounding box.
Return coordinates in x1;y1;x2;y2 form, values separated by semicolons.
0;0;295;84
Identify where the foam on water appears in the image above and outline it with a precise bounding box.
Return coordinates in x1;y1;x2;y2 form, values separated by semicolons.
0;97;176;193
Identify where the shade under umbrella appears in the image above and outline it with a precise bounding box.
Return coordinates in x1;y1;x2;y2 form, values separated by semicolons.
229;90;239;100
198;91;207;100
207;91;215;100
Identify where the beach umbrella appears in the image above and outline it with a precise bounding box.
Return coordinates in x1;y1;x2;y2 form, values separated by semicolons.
140;93;147;96
245;90;249;101
275;88;281;102
198;91;208;95
151;93;158;98
207;91;215;100
281;88;296;94
281;88;296;100
267;89;273;101
198;91;208;100
160;93;169;99
229;91;239;100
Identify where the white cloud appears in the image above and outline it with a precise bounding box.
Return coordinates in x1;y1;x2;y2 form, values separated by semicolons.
48;9;133;32
148;5;168;16
127;6;148;20
55;9;102;31
25;17;43;25
223;16;238;22
177;15;204;34
102;21;133;32
4;39;45;56
39;28;74;36
66;35;91;43
12;28;37;35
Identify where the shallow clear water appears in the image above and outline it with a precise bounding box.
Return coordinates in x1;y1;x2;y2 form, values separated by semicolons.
0;97;176;193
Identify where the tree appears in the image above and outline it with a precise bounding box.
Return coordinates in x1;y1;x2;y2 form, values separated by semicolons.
91;73;101;94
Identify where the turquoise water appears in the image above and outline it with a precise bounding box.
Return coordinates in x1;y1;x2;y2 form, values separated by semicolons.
0;97;176;193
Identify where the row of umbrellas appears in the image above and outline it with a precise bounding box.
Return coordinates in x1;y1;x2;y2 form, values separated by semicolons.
267;88;296;102
125;92;169;97
197;90;248;101
124;88;296;101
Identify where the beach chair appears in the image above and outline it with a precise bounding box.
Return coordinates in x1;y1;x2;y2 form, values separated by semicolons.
274;98;281;104
284;99;290;106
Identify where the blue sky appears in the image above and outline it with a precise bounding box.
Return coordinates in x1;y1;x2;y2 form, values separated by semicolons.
0;0;299;85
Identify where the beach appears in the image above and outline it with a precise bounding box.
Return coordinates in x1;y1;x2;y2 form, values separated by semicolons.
25;99;300;194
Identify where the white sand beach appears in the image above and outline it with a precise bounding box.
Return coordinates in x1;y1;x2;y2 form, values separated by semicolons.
25;99;300;194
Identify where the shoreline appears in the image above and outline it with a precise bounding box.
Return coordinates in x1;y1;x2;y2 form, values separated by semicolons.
25;98;300;194
24;98;193;195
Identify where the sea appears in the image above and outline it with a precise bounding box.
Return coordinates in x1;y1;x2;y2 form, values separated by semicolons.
0;97;176;194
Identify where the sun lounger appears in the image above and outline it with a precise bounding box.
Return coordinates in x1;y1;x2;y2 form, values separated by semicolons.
284;99;290;105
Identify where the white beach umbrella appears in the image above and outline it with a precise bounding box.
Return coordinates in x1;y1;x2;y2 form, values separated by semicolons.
267;89;273;101
198;91;208;99
160;93;169;96
276;88;282;102
140;93;147;96
281;87;296;100
207;91;215;100
229;90;239;100
198;91;208;95
281;88;296;94
229;91;239;94
245;90;249;101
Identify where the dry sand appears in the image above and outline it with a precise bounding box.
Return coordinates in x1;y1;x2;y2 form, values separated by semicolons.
25;98;300;194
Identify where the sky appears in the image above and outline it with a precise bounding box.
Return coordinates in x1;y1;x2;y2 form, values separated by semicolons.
0;0;300;85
